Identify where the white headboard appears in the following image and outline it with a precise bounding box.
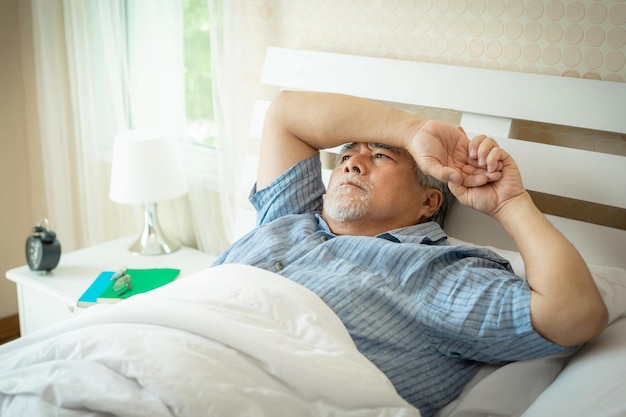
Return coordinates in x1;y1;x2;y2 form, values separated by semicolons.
241;47;626;269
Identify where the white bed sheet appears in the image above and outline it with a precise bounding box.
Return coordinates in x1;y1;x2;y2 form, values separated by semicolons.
2;253;625;417
0;264;419;417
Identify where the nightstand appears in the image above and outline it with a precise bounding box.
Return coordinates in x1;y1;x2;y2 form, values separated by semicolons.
5;236;216;337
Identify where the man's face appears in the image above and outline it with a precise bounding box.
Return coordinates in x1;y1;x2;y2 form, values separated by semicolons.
322;143;432;232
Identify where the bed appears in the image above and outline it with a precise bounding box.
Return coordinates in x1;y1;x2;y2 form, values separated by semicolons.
1;47;625;417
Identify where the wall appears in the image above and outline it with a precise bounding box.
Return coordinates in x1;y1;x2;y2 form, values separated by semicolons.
0;0;44;318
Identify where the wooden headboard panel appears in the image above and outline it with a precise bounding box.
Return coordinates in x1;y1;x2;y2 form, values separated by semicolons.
241;47;626;269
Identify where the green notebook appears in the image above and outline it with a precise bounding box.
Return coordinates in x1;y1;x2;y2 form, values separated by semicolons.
96;268;180;303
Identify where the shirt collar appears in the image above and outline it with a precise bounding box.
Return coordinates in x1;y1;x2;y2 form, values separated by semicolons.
316;214;448;245
382;222;448;245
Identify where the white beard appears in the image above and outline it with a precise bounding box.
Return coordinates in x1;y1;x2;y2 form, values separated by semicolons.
323;174;372;222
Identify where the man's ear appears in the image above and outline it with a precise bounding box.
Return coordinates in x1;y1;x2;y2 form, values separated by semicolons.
420;188;443;220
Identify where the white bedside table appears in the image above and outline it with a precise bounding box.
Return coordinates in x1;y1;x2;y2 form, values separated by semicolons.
5;236;216;337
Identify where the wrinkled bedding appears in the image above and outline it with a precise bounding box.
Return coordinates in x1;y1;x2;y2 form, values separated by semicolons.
0;264;419;417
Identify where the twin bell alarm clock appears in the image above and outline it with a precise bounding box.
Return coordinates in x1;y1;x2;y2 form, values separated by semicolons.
25;218;61;272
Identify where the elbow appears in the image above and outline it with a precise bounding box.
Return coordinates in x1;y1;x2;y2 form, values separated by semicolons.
533;295;609;347
586;300;609;341
560;300;609;347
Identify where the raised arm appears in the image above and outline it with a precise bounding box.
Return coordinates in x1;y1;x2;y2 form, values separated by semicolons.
257;91;469;190
443;136;608;347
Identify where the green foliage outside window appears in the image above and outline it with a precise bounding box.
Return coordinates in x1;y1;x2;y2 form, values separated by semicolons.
183;0;215;146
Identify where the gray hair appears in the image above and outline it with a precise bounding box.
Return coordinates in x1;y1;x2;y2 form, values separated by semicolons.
414;165;456;229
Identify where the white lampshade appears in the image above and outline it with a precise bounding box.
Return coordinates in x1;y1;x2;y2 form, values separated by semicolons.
109;129;188;255
109;129;188;205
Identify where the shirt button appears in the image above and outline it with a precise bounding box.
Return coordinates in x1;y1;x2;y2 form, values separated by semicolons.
320;235;328;243
274;261;283;270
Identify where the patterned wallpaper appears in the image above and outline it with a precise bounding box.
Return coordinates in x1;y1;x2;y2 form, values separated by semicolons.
247;0;625;226
272;0;625;79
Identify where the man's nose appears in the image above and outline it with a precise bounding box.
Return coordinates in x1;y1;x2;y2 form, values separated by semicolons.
344;154;366;174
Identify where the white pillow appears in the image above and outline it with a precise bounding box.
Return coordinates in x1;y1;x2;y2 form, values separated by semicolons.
436;238;626;417
520;316;626;417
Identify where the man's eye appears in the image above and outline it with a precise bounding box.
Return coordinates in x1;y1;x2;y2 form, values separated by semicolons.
375;153;388;159
341;155;351;162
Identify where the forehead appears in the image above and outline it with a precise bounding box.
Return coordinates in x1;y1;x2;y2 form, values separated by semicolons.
340;142;403;154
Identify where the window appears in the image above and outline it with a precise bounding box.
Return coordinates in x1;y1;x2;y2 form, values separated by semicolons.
183;0;215;146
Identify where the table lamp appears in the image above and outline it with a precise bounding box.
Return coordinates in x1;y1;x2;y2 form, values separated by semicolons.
109;129;188;255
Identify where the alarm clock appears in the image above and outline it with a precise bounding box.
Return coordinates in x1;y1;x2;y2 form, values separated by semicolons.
25;218;61;272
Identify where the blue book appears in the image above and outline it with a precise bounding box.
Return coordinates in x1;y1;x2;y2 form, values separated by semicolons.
77;271;115;307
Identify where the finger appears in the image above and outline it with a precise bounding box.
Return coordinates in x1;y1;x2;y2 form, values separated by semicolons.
468;135;486;159
476;137;500;169
438;166;463;184
483;170;503;182
484;146;504;173
462;174;488;188
459;164;503;184
462;170;503;187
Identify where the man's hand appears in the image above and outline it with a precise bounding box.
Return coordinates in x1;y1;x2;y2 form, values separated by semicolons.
409;120;526;217
448;135;526;217
409;121;503;184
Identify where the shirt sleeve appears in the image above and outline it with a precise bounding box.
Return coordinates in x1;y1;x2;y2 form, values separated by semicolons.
250;154;325;226
423;247;566;364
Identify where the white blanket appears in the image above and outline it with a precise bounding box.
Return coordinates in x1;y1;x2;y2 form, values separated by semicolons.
0;264;419;417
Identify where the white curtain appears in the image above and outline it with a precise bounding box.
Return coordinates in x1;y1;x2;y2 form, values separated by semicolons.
28;0;131;251
196;0;261;253
27;0;263;255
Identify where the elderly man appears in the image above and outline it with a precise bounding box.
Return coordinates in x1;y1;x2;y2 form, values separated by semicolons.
213;91;607;416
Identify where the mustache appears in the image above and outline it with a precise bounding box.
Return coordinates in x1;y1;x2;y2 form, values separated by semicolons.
332;173;373;192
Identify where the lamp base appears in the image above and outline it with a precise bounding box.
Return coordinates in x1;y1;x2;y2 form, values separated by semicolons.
130;202;180;255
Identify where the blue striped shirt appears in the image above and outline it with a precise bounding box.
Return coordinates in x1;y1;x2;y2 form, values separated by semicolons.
213;154;564;416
